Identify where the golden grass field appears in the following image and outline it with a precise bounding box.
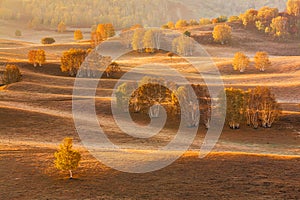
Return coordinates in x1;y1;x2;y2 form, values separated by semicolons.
0;22;300;199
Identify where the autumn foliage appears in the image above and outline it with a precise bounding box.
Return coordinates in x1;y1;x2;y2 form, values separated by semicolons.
212;24;232;44
28;49;46;67
54;138;81;179
1;64;22;85
219;87;281;129
254;52;271;72
232;52;250;73
61;49;88;76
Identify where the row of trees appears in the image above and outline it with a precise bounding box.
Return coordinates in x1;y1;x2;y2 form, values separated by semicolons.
219;87;281;129
60;48;120;78
239;0;300;39
232;51;271;73
162;16;229;29
115;77;211;128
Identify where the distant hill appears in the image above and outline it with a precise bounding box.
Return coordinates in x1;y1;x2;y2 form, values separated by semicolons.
0;0;288;29
170;0;287;19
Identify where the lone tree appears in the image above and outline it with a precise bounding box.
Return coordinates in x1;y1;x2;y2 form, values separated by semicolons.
28;49;46;67
15;30;22;37
60;48;88;76
2;64;22;85
254;51;271;72
57;21;66;33
212;24;232;44
54;138;81;179
74;30;83;41
105;61;121;78
232;52;250;73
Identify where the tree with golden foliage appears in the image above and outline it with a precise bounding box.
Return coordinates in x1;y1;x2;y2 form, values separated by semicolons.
54;138;81;179
254;51;271;72
132;29;145;52
105;61;121;78
232;52;250;73
212;24;232;45
2;64;22;85
167;21;175;29
175;19;188;28
172;35;194;56
60;49;88;76
240;9;258;27
270;16;289;39
287;0;300;16
91;23;115;47
257;7;279;27
74;30;83;41
28;49;46;67
244;87;281;129
57;21;66;33
219;88;245;129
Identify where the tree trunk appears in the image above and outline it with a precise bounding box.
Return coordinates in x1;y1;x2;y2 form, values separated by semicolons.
69;170;73;179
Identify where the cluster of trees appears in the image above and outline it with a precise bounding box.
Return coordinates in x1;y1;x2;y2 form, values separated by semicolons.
116;77;211;128
130;28;195;56
232;51;271;73
60;48;120;78
239;0;300;39
28;49;46;67
172;35;194;56
219;87;281;129
60;49;89;76
131;28;162;53
91;24;115;47
1;64;22;85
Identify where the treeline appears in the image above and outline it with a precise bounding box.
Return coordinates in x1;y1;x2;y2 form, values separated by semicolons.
0;0;170;29
161;0;300;41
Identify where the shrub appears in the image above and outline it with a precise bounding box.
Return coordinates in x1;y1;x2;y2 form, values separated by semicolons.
15;30;22;37
41;37;55;44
